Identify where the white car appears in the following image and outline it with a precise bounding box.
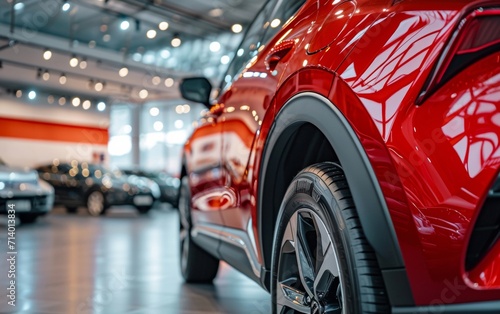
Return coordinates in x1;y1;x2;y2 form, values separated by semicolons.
0;158;54;223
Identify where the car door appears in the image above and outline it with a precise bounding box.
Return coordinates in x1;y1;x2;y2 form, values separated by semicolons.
217;0;309;269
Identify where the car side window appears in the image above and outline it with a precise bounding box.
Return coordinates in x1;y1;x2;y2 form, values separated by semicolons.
261;0;307;45
222;0;277;90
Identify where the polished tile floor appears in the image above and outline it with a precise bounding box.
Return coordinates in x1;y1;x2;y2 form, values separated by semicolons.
0;205;270;314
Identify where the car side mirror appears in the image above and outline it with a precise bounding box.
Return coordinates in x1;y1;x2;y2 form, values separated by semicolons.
179;77;213;109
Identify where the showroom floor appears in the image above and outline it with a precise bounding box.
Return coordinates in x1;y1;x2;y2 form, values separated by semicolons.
0;205;270;314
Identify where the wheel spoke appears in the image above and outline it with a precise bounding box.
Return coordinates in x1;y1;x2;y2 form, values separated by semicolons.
314;243;339;299
276;282;310;313
295;213;316;298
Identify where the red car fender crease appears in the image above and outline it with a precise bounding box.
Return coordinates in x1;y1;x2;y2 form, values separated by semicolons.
418;5;500;103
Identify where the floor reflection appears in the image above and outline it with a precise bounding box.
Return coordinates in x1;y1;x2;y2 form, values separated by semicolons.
0;205;270;314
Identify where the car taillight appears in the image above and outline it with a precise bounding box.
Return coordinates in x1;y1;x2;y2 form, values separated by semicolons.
418;7;500;103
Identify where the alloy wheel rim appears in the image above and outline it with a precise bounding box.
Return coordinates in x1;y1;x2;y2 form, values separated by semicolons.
87;191;104;216
276;209;345;314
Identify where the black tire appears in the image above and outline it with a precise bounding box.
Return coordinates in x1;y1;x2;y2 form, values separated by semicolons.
86;190;107;216
178;177;219;282
66;206;78;214
271;162;389;314
136;206;152;214
18;214;39;224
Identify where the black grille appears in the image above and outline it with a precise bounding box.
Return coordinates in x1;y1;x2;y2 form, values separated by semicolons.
466;184;500;270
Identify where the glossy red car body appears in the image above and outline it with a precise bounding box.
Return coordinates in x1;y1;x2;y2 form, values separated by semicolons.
181;0;500;311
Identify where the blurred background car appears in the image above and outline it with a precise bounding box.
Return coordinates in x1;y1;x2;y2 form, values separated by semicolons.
121;169;180;207
37;161;155;216
0;158;54;224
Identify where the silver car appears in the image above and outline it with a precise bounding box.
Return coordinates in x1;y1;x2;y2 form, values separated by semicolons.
0;158;54;223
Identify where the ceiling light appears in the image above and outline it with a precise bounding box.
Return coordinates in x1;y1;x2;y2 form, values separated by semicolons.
139;89;148;99
14;2;24;10
119;67;128;77
62;2;70;11
28;91;36;100
270;18;281;28
153;121;163;131
42;70;50;81
220;55;230;64
94;82;104;91
182;104;190;113
97;102;106;111
15;90;22;98
152;76;161;85
146;29;157;39
100;24;108;32
47;95;54;104
88;40;96;48
59;73;67;85
209;8;223;17
231;24;243;33
79;59;87;69
103;34;111;42
132;53;142;61
164;78;174;87
159;21;169;31
175;105;183;114
69;55;78;67
59;97;66;105
149;107;159;116
171;35;181;47
209;41;221;52
82;100;91;110
72;97;80;107
43;49;52;60
120;20;130;30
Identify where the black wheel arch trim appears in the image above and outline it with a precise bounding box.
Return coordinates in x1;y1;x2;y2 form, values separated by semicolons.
258;92;414;306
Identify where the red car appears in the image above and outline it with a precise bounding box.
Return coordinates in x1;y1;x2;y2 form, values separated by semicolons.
178;0;500;312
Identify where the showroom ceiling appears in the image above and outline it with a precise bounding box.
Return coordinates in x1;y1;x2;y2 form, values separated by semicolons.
0;0;266;104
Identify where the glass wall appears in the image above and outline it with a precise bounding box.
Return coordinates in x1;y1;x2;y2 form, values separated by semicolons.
109;100;205;176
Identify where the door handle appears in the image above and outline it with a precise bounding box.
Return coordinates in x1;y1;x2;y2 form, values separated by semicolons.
265;40;295;71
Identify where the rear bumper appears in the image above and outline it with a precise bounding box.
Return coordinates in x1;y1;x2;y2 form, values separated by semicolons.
393;300;500;314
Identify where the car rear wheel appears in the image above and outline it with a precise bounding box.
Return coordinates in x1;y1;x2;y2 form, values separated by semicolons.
178;176;219;282
86;190;106;216
271;162;389;314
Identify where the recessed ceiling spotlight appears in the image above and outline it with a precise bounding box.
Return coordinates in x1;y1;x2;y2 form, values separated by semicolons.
95;82;104;91
119;67;129;77
62;2;70;11
43;49;52;60
42;70;50;81
59;73;67;85
220;55;230;64
100;24;108;32
208;8;223;17
82;100;91;110
72;97;81;107
152;76;161;85
97;102;106;111
103;34;111;42
139;89;148;99
47;95;55;104
79;59;87;69
120;20;130;30
270;18;281;28
59;97;66;105
164;78;174;87
14;2;25;10
149;107;159;116
28;91;36;100
231;24;243;33
15;90;22;98
159;21;169;31
69;55;79;67
146;29;157;39
171;35;181;48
